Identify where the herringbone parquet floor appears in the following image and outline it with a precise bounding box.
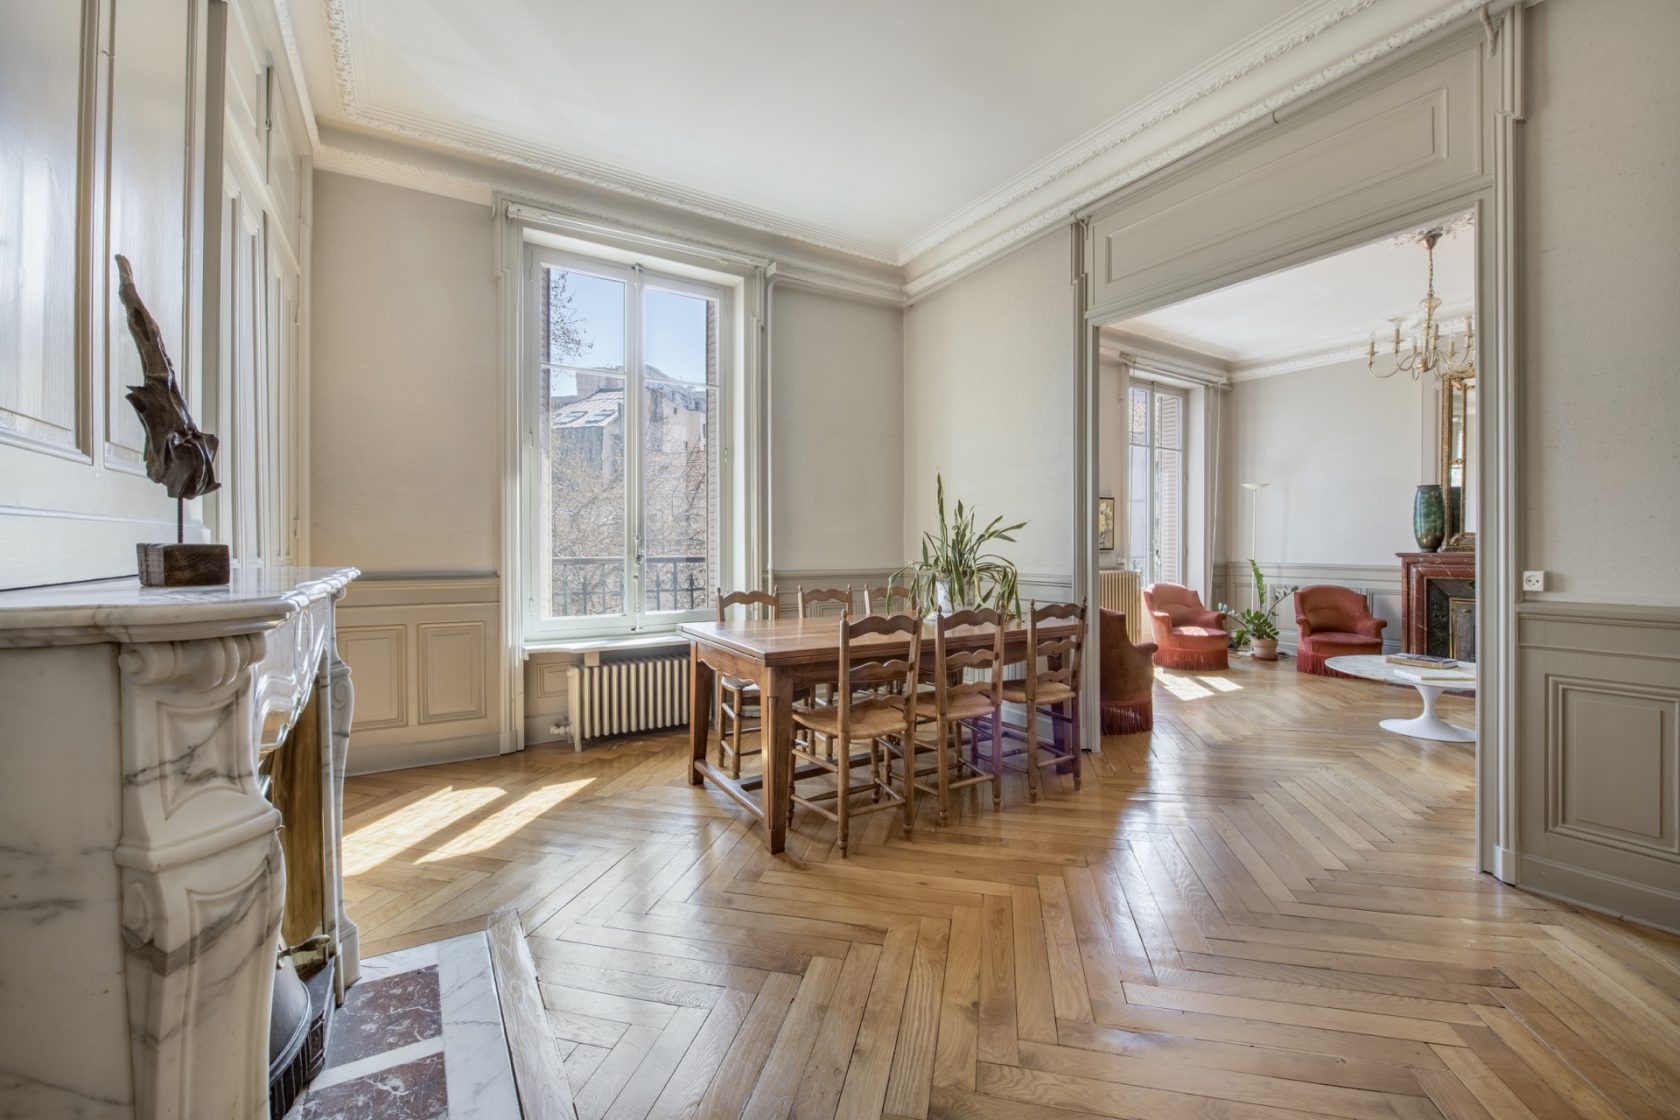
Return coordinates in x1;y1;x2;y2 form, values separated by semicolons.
341;659;1680;1120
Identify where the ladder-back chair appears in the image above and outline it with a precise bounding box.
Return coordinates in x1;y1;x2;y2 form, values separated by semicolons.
898;607;1006;823
714;588;778;778
1001;600;1088;801
788;612;922;856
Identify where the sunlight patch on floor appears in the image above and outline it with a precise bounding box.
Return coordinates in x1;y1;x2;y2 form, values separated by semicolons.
344;786;504;875
1158;673;1214;701
417;778;595;863
1199;675;1242;692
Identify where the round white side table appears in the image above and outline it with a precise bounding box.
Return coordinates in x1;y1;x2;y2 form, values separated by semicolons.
1324;654;1477;743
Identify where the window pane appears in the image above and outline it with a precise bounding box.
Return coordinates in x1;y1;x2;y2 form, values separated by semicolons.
1127;444;1149;576
1129;386;1148;444
644;287;715;384
542;368;626;619
641;380;713;613
545;267;623;370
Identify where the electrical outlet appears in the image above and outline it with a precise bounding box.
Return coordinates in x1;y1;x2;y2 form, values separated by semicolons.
1522;570;1547;592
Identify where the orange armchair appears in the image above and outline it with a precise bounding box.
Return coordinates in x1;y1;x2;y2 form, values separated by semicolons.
1098;608;1157;734
1294;585;1386;676
1142;583;1229;671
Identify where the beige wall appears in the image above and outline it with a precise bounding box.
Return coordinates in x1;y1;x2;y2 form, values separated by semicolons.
902;230;1075;583
771;286;903;572
310;172;500;575
1522;0;1680;607
1223;358;1426;567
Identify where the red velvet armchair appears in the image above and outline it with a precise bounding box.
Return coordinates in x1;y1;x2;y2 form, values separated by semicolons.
1142;583;1229;671
1294;585;1387;675
1098;608;1156;734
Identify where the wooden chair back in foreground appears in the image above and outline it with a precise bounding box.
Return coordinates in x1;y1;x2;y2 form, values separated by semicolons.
788;612;923;856
711;589;780;777
903;607;1007;823
1000;599;1089;801
796;585;854;618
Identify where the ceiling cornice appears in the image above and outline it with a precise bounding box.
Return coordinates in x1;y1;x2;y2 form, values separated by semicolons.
317;0;1494;294
270;0;321;149
903;0;1491;300
896;0;1378;265
313;134;909;306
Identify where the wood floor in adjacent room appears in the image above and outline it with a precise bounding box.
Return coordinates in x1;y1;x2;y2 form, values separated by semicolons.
341;659;1680;1120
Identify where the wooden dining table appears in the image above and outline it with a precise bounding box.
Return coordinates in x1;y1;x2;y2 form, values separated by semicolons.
678;614;1076;853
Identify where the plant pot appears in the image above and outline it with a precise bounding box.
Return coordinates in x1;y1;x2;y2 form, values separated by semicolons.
1251;638;1279;661
1413;484;1445;552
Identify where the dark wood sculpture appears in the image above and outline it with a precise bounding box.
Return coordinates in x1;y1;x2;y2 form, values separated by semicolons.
117;254;230;585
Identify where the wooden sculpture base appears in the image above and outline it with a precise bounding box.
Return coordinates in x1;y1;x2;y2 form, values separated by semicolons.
136;542;230;586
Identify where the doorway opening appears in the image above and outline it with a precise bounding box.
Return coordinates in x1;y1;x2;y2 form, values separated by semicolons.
1093;211;1483;769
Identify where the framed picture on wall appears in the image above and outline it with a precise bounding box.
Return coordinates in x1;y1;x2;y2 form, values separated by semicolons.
1097;496;1116;551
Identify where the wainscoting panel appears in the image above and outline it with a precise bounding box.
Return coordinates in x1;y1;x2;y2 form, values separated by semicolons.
1518;602;1680;931
339;625;406;731
1216;562;1403;656
337;576;504;773
417;622;489;725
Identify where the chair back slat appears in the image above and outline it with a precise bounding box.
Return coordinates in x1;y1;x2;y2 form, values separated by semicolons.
833;611;922;735
716;588;779;622
861;584;915;615
932;607;1004;713
1017;599;1088;699
797;585;854;618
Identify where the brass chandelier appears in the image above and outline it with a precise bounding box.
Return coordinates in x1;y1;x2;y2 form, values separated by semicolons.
1367;227;1475;381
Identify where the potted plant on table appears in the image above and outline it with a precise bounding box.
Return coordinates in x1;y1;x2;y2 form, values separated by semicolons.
1234;559;1298;661
896;474;1025;617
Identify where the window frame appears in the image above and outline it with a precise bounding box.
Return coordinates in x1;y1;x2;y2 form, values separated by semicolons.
521;243;732;641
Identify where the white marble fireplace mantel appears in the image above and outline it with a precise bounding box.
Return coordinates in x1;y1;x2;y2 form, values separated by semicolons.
0;567;360;1119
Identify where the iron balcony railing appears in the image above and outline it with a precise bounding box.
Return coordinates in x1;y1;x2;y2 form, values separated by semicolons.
550;554;707;617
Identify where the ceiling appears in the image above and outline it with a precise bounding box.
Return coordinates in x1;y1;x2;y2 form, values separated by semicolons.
285;0;1473;269
1113;220;1476;377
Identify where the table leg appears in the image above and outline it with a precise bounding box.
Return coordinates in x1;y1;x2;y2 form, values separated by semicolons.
761;666;792;853
688;645;714;786
1380;683;1476;743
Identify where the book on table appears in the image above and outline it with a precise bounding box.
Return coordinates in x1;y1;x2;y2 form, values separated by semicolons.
1395;667;1475;684
1386;653;1457;669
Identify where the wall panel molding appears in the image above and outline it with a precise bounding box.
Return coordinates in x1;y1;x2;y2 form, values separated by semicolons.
337;575;504;771
1519;603;1680;931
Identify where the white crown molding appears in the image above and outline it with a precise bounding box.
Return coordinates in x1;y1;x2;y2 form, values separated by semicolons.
270;0;321;150
1229;343;1373;380
313;143;497;205
323;0;897;266
904;0;1492;302
312;138;908;305
316;0;1497;298
895;0;1378;265
766;261;907;308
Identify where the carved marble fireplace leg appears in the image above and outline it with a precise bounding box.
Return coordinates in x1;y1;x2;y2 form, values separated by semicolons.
321;599;359;996
116;635;284;1120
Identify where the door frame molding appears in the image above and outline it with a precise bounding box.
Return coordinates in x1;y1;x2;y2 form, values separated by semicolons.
1071;13;1525;878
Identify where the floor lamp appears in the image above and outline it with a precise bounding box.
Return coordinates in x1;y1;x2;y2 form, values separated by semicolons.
1240;482;1268;610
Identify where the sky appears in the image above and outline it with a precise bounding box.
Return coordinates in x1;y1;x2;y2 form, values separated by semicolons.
547;267;710;384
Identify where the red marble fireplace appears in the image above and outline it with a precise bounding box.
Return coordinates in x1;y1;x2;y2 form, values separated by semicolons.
1398;550;1477;658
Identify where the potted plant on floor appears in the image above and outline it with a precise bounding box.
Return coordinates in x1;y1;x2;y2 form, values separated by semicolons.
896;474;1025;617
1235;559;1298;661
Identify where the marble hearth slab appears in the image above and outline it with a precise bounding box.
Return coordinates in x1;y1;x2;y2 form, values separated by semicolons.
287;933;518;1120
